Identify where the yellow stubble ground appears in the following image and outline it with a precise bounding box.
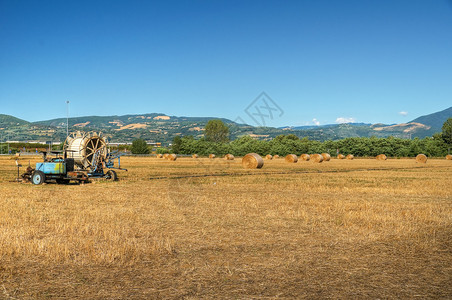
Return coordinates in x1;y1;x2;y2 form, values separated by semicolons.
0;155;451;298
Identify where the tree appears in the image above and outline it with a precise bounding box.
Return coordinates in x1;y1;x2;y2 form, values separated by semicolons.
442;118;452;148
131;139;150;154
172;136;182;153
205;119;229;143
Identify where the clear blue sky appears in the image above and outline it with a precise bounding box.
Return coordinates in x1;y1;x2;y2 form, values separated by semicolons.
1;0;451;127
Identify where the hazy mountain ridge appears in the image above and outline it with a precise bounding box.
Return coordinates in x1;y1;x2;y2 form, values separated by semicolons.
0;106;450;144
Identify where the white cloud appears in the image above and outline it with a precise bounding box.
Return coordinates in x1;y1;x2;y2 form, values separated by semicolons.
335;117;356;124
312;118;320;126
399;111;408;116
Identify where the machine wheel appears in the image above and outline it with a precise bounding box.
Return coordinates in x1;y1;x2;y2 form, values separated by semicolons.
31;171;46;185
106;170;117;181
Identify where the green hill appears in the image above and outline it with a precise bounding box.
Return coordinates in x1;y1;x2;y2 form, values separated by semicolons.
0;106;449;144
410;106;452;129
0;114;29;127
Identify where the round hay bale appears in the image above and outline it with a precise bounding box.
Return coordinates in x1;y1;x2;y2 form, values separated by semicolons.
300;154;310;161
337;154;345;159
376;154;387;161
346;154;354;160
209;154;216;159
265;154;273;160
192;154;199;158
224;154;235;160
163;153;169;159
416;154;427;163
156;154;163;158
446;154;452;160
168;154;177;161
285;154;298;163
242;153;264;169
273;155;279;159
311;153;324;163
321;153;331;161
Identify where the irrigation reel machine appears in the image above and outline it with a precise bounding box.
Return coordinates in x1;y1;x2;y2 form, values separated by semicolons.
22;131;127;185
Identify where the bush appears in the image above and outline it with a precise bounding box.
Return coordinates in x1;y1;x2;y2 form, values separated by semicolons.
156;147;171;154
130;139;150;154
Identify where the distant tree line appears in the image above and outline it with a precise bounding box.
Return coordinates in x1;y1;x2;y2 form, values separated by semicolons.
165;118;452;158
91;118;452;157
169;134;449;157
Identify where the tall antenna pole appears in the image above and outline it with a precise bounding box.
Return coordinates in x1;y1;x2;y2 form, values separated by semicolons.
66;100;70;137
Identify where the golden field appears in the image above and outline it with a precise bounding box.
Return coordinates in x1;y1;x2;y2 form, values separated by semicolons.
0;155;451;299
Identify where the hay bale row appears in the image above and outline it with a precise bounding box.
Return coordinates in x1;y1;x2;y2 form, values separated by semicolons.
274;155;280;159
337;154;345;159
311;153;324;163
446;154;452;160
416;153;427;163
265;154;273;160
300;154;310;161
163;153;169;159
209;154;216;159
242;153;264;169
167;154;177;161
346;154;354;160
156;154;163;158
224;154;235;160
321;153;331;161
285;154;298;163
376;154;387;161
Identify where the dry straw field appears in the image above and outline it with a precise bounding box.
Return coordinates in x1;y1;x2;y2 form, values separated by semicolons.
0;155;451;298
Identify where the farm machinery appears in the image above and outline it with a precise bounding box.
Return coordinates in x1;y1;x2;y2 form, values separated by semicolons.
21;131;127;185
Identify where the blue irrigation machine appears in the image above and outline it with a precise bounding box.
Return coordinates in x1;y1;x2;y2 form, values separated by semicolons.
25;131;127;185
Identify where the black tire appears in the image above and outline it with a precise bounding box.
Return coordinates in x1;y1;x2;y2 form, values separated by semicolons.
31;170;45;185
106;170;117;181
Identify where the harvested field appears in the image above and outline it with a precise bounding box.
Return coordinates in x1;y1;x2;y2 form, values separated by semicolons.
0;155;451;299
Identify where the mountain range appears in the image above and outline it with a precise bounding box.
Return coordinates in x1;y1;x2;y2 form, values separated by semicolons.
0;106;450;144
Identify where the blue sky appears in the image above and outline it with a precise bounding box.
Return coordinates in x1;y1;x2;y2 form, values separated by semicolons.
1;0;451;127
